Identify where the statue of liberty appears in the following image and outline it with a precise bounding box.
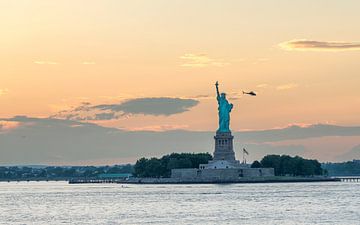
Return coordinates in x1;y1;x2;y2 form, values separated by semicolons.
215;81;233;132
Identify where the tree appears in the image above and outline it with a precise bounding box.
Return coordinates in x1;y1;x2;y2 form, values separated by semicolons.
260;154;324;176
133;158;148;178
261;155;282;175
144;158;163;178
251;160;262;168
280;155;295;176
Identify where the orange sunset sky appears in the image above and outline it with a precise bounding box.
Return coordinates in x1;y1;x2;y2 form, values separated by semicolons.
1;0;360;131
1;1;360;164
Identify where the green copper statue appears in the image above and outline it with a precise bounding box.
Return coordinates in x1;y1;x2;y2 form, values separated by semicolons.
215;81;233;132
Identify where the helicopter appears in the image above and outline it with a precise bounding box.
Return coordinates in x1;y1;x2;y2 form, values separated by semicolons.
242;91;257;96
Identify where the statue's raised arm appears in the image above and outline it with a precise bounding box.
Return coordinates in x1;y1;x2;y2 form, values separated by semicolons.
215;81;220;100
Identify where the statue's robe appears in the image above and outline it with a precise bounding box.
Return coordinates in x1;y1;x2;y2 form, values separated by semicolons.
217;96;233;132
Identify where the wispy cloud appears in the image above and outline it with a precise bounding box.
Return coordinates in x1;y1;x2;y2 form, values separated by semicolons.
189;94;212;100
0;89;9;96
269;123;313;130
232;58;246;62
227;91;244;101
34;61;59;65
180;53;229;67
276;83;298;90
256;84;269;88
279;39;360;51
82;61;96;65
252;58;270;64
127;124;189;132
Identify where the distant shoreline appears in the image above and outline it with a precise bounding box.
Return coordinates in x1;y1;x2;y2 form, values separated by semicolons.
3;176;360;184
0;178;70;182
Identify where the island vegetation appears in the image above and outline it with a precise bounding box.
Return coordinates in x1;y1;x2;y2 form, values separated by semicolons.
134;153;212;178
133;153;329;178
322;160;360;176
251;155;325;176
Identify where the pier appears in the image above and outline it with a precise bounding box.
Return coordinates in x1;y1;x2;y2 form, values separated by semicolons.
338;177;360;182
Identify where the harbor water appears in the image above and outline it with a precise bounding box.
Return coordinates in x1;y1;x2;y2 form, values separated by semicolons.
0;181;359;224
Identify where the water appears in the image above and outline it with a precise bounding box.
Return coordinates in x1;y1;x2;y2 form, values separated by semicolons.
0;181;359;225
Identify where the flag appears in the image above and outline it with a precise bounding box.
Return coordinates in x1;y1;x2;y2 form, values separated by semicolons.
243;148;249;155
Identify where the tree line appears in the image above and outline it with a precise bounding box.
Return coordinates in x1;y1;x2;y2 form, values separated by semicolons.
0;164;133;180
322;160;360;176
251;155;325;176
134;153;212;178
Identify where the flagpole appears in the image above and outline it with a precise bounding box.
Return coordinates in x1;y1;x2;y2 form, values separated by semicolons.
242;148;245;164
242;148;249;164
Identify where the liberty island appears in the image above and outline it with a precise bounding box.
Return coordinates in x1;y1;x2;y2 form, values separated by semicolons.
168;83;337;183
170;82;275;182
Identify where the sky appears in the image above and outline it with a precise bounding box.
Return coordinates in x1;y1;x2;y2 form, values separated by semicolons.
0;1;360;165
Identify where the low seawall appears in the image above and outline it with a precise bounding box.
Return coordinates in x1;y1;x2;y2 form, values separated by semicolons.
116;176;340;184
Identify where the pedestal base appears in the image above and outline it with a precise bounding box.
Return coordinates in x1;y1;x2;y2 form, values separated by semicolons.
213;131;236;161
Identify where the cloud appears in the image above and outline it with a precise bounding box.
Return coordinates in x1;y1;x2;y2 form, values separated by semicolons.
283;123;312;128
94;97;199;116
82;61;96;65
0;120;21;133
239;124;360;143
257;58;269;62
180;53;229;67
0;89;9;96
128;124;189;132
252;58;270;64
232;58;246;62
276;83;298;90
225;91;245;101
52;97;199;121
337;145;360;161
190;94;212;99
256;84;269;88
34;61;59;65
279;39;360;51
1;117;360;164
93;112;118;120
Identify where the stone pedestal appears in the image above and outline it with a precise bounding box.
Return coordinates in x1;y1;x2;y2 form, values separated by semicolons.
213;131;236;161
